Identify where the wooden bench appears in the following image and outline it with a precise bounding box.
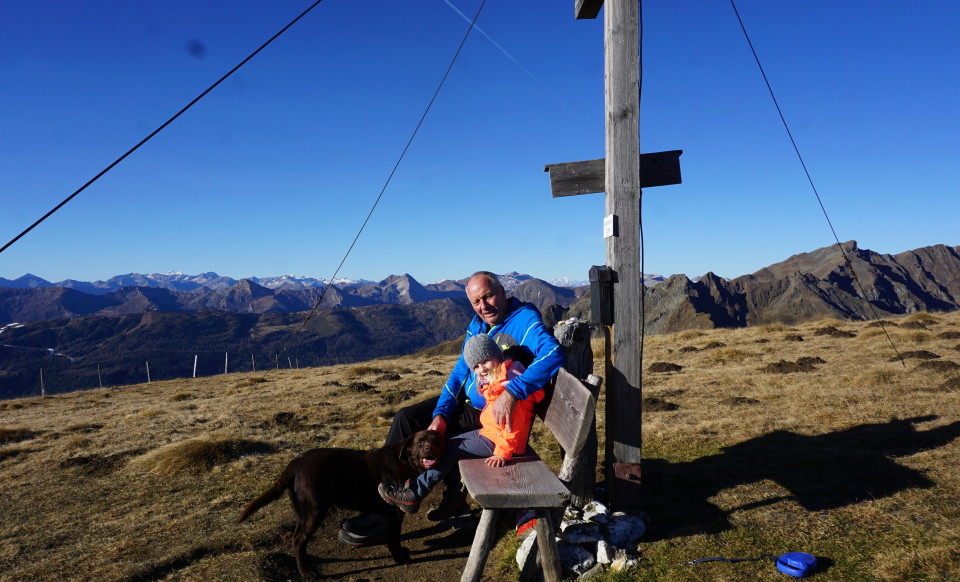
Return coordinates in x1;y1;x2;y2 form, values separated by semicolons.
458;367;598;582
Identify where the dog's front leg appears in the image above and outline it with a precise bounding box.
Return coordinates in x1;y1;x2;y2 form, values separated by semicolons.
385;509;411;564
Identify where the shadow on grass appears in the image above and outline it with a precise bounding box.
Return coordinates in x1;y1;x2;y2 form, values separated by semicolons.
641;415;960;541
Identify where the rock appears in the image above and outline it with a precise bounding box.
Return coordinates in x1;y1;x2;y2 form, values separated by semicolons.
583;500;611;524
563;506;583;522
515;529;537;570
560;520;603;543
596;539;615;564
610;556;638;572
605;514;647;546
558;541;596;575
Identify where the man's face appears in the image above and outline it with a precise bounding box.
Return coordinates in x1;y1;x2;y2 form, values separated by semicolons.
466;275;508;327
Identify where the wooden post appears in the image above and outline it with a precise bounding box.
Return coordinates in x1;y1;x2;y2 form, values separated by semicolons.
251;354;256;373
224;351;229;374
603;0;644;512
40;368;45;397
193;355;198;378
549;0;678;512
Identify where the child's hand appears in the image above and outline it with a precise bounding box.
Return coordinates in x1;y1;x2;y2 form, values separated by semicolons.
485;455;507;468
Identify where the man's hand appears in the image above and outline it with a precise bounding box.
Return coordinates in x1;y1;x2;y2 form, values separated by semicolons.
485;455;507;467
428;415;447;435
491;391;517;432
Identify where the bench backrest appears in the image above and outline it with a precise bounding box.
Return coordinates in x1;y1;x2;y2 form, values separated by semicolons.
535;367;596;458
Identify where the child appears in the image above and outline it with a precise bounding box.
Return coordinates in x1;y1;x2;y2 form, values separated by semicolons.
378;333;544;514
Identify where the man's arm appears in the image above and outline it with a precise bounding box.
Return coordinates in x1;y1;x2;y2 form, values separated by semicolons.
432;356;469;419
492;307;564;429
503;309;565;401
430;330;477;422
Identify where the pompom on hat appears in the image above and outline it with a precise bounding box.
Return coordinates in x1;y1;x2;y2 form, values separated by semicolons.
463;333;503;370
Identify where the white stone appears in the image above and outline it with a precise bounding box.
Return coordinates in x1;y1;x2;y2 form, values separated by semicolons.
583;500;611;524
609;556;638;572
558;540;596;575
596;539;615;564
515;529;537;570
604;514;647;546
563;506;583;522
560;521;603;543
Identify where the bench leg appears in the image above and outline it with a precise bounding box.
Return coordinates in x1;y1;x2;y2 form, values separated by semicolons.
534;508;563;582
461;508;499;582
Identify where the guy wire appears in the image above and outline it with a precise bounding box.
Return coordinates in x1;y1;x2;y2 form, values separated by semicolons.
728;0;905;366
0;0;325;256
230;0;489;414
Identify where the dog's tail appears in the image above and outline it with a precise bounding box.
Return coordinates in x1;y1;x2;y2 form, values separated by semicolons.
238;468;291;522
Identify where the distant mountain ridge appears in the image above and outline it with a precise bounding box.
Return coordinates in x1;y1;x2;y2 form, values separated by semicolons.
0;273;589;324
0;271;590;295
562;241;960;334
4;241;960;399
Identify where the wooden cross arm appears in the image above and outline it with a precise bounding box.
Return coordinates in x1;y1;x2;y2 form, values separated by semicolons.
575;0;604;20
544;150;682;197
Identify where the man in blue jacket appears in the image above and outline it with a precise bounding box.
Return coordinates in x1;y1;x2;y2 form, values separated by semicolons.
383;270;565;520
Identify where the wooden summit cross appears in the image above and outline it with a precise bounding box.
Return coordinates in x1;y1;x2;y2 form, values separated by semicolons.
545;0;682;512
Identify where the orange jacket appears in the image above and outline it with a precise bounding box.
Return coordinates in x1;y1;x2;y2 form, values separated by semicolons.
477;359;545;460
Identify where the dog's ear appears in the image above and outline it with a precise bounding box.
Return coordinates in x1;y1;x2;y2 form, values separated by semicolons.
399;433;416;462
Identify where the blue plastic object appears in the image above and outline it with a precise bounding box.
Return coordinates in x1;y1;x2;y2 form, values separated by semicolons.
776;552;817;578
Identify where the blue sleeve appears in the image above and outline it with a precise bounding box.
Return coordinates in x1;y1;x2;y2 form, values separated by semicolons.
432;323;483;419
504;308;565;401
432;352;470;420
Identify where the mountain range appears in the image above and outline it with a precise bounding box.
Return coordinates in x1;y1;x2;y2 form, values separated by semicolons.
0;273;587;324
2;241;959;399
0;271;592;296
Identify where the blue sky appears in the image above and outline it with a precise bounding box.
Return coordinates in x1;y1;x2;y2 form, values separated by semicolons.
2;1;958;285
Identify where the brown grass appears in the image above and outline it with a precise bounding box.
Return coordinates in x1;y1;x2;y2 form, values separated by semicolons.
1;312;959;581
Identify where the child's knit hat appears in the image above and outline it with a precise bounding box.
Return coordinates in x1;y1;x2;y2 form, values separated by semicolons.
463;333;503;370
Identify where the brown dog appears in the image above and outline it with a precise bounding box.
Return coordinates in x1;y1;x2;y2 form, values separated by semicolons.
239;429;444;578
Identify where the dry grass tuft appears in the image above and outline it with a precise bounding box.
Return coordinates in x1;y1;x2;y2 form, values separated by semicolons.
706;347;756;364
814;325;857;338
648;362;683;373
129;433;274;476
344;365;390;378
674;329;707;340
0;426;40;445
916;360;960;373
903;312;942;325
168;392;195;402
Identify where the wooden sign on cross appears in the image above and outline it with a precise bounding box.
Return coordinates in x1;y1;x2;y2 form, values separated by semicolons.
545;0;682;512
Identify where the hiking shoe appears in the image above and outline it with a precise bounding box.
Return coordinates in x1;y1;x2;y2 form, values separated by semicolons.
427;488;468;521
378;483;421;514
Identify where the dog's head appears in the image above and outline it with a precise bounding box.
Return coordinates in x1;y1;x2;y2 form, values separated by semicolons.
401;429;445;472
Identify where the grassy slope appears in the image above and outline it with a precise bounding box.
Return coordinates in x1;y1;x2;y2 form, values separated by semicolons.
0;311;958;581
